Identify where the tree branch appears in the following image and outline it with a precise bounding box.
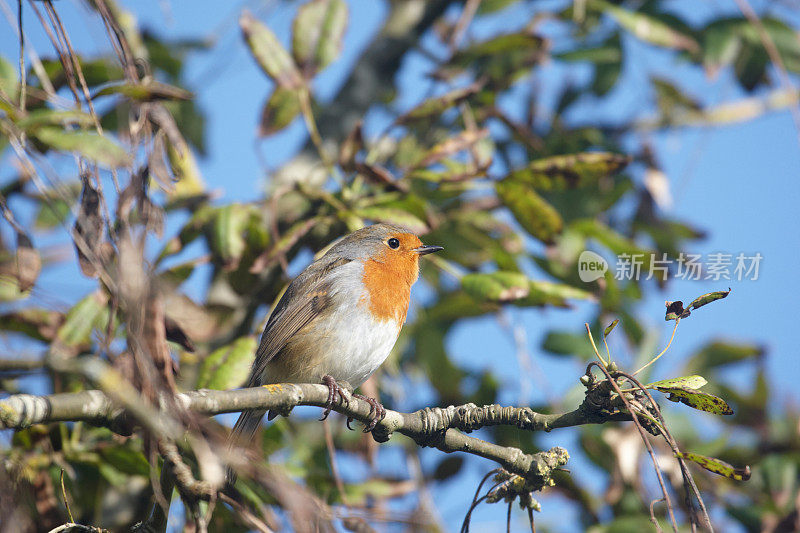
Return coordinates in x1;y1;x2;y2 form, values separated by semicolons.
0;383;630;489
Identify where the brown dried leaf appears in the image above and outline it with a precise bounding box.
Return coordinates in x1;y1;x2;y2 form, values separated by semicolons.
164;315;195;352
144;288;177;392
338;120;363;171
354;162;407;192
72;176;104;278
15;231;40;292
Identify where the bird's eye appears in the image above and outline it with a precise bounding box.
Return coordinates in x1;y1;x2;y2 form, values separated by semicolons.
387;237;400;249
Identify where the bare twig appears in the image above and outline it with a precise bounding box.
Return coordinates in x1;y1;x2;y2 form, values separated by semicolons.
59;469;74;523
588;361;679;532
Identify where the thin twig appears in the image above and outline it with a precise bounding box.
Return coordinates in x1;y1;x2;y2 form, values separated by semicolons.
633;319;680;376
585;323;607;367
59;469;74;523
323;418;349;507
589;362;679;532
17;0;25;112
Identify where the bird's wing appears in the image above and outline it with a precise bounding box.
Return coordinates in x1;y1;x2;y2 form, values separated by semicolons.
246;256;352;386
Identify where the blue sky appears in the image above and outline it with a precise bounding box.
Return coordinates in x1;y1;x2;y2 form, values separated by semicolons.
2;0;799;530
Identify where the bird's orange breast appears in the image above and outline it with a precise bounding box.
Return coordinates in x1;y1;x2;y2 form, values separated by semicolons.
361;245;420;324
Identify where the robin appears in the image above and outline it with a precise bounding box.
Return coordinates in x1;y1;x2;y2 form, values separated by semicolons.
230;223;443;447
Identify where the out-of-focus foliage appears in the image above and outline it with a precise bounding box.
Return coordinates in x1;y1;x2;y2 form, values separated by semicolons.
0;0;797;531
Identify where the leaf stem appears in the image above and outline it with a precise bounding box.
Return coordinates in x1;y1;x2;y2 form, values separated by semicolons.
585;323;607;367
633;318;680;376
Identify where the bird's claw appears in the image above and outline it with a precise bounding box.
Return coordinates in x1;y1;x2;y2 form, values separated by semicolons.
352;393;386;432
320;375;349;421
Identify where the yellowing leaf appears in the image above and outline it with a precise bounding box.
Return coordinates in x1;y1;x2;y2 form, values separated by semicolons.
53;291;110;353
292;0;348;77
595;1;698;52
166;138;206;201
689;288;731;311
259;86;302;136
496;178;563;244
659;386;734;415
676;451;751;481
32;127;130;168
241;11;303;88
197;336;257;390
209;204;251;269
396;81;483;124
462;271;530;302
94;81;194;101
646;375;708;390
521;280;593;307
507;152;631;190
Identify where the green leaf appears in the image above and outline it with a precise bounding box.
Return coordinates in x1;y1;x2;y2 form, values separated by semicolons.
506;152;630;191
703;19;743;74
15;110;95;132
416;129;489;168
735;40;768;91
688;288;731;311
0;308;62;342
496;178;563;244
197;336;257;390
520;280;593;307
396;81;483;124
658;386;734;415
292;0;348;77
93;81;193;101
685;340;764;372
462;271;530;302
209;204;251;269
477;0;518;14
54;291;110;350
462;272;592;307
32;127;129;168
100;445;150;476
652;77;701;117
444;32;548;89
676;451;751;481
451;33;547;65
165;137;206;201
259;86;302;136
594;0;698;52
646;375;708;390
240;11;303;88
592;59;622;96
556;43;621;64
571;219;654;273
353;206;428;234
0;55;19;101
603;319;619;338
542;330;596;358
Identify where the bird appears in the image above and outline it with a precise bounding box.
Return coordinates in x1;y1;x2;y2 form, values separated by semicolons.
230;223;443;448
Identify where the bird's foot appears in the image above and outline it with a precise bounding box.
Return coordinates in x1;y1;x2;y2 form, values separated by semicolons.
320;375;349;421
346;393;386;432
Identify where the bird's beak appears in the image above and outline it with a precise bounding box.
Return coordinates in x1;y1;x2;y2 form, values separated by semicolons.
414;245;444;256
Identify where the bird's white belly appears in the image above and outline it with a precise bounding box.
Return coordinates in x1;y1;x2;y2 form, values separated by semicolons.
264;261;402;388
309;305;400;387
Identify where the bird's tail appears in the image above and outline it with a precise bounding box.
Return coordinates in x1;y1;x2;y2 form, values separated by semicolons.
225;408;267;487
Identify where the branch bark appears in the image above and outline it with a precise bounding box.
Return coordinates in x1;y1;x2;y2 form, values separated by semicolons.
0;383;632;490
